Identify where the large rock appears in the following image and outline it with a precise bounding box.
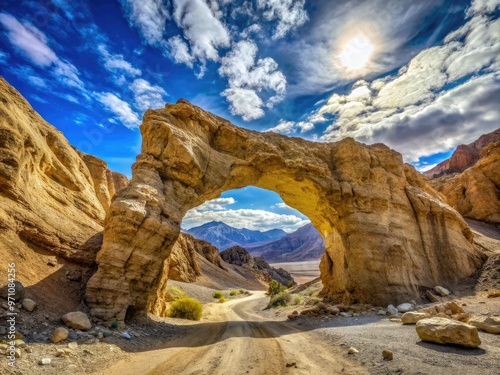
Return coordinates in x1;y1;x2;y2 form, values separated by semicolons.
1;281;25;301
50;327;69;343
85;99;483;321
428;140;500;223
401;312;431;324
61;311;92;331
468;316;500;334
416;317;481;348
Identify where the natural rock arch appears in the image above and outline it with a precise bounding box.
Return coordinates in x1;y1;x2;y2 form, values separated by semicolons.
85;100;483;321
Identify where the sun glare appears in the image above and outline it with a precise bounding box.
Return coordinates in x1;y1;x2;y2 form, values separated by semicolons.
339;36;374;70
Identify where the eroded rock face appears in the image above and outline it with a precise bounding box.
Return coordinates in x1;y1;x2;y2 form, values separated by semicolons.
85;99;484;321
428;142;500;223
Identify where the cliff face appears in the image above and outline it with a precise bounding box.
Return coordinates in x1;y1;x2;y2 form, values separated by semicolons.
220;246;295;286
429;142;500;223
424;129;500;178
86;99;483;321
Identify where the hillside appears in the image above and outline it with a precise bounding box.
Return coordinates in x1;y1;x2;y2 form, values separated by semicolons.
185;220;286;250
246;223;324;262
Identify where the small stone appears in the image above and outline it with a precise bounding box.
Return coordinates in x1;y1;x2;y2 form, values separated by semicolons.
348;347;359;354
382;349;393;360
122;332;132;340
68;342;78;350
286;362;297;368
434;286;451;297
15;348;22;358
97;332;104;339
25;347;32;353
396;303;414;313
426;290;440;303
387;305;398;315
39;358;51;365
22;299;36;312
436;305;446;313
401;312;431;324
446;301;465;314
377;310;387;316
14;339;27;348
51;327;69;343
1;281;25;301
61;311;92;331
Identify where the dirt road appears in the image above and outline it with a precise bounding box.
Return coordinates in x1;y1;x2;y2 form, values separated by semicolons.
106;291;366;375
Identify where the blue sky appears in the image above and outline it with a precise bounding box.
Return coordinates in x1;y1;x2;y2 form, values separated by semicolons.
0;0;499;232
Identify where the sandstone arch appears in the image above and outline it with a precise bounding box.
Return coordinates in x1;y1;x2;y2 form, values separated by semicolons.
85;100;483;321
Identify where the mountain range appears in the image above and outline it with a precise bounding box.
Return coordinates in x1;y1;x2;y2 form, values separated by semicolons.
185;221;324;262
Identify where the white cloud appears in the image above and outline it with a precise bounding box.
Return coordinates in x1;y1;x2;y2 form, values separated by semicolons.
184;208;309;232
97;92;141;129
0;50;9;64
467;0;500;16
172;0;230;63
416;163;438;173
256;0;309;39
119;0;169;44
219;40;286;121
166;35;195;66
131;78;167;111
195;197;236;211
97;44;142;76
0;12;85;91
266;120;296;134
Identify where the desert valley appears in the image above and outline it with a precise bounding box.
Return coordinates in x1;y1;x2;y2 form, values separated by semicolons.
1;1;500;374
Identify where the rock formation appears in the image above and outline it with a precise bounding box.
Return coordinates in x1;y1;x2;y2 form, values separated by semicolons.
428;142;500;223
424;129;500;178
220;246;294;286
85;99;484;321
0;77;126;266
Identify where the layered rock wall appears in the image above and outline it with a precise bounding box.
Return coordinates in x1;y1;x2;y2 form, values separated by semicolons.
86;99;484;321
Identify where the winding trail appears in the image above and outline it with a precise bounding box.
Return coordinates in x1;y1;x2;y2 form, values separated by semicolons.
106;291;367;375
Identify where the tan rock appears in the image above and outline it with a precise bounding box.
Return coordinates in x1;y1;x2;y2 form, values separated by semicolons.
468;316;500;334
426;290;440;303
434;286;450;297
382;349;393;360
446;301;464;314
348;347;359;354
401;312;431;324
85;99;484;321
416;317;481;348
61;311;91;331
50;327;69;343
21;299;36;312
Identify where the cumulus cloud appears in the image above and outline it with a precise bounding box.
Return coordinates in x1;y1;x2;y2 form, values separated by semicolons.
131;78;167;111
257;0;309;39
97;92;141;129
184;208;309;232
166;35;195;66
172;0;230;63
195;197;236;211
306;5;500;162
97;44;141;76
119;0;168;44
219;40;286;120
0;12;85;91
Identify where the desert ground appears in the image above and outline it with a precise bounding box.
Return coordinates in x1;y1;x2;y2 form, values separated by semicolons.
269;260;321;284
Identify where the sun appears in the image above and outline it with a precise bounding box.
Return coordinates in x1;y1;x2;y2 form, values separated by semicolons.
339;36;374;70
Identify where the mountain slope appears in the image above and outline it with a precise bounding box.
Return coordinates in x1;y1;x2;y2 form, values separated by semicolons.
185;221;287;250
424;128;500;178
246;223;325;262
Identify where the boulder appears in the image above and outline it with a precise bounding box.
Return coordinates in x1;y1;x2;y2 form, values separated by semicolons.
50;327;69;343
61;311;92;331
446;301;464;315
1;281;25;301
22;299;36;312
416;317;481;348
468;316;500;334
387;305;399;315
434;286;451;297
401;312;431;324
397;303;414;313
426;290;440;303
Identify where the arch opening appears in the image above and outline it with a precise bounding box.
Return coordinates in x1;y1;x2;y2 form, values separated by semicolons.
85;100;483;321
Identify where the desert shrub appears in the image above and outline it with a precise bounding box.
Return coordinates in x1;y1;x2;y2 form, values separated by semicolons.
287;281;295;288
268;280;286;297
168;297;202;321
219;296;227;303
229;290;238;296
239;289;245;294
293;295;303;305
268;291;291;308
307;289;314;297
213;291;224;299
312;297;321;304
165;286;187;302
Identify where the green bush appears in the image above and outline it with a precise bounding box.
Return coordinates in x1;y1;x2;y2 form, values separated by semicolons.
168;297;203;321
287;281;295;288
293;295;303;305
213;291;224;299
239;289;245;294
307;289;314;297
268;291;291;308
268;280;286;297
229;290;238;296
312;297;321;304
219;296;227;303
165;286;187;301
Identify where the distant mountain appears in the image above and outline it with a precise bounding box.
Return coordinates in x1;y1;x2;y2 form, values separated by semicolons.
185;221;287;250
246;223;324;262
424;128;500;178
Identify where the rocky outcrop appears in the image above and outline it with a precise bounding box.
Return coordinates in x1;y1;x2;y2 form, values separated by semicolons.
85;99;483;321
424;129;500;178
0;77;108;265
220;246;294;286
429;142;500;223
